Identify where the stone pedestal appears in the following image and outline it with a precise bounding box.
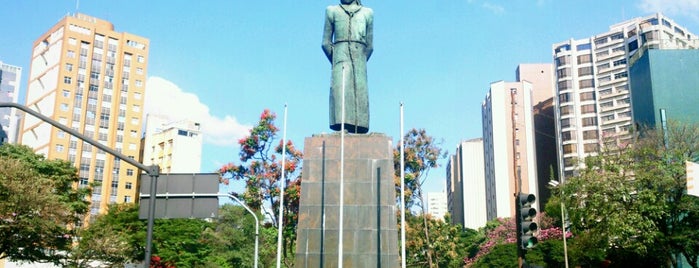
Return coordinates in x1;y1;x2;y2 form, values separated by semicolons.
295;133;399;268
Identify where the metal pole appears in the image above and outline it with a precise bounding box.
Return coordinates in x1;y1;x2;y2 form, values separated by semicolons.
227;194;260;268
561;200;569;268
276;104;288;268
338;66;346;268
399;102;406;268
143;165;160;267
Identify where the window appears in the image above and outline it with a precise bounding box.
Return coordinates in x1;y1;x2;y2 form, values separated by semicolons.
582;117;597;127
178;130;188;136
124;196;132;203
126;169;134;176
557;68;570;78
578;66;593;76
64;76;72;84
581;104;596;114
56;144;64;152
583;130;598;140
66;63;73;71
62;90;70;97
558;80;572;91
559;93;571;103
125;182;133;190
579;79;594;88
60;103;69;111
137;55;144;63
555;55;569;66
577;54;592;64
136;67;143;75
594;37;608;45
562;131;575;141
598;76;611;83
561;118;571;128
67;50;76;58
614;72;628;79
560;106;573;116
584;143;599;153
576;43;592;50
628;40;638;52
580;92;595;101
610;32;624;40
563;144;577;154
135;80;143;87
613;59;627;66
600;101;613;108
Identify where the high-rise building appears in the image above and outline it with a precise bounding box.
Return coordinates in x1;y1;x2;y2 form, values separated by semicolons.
482;64;548;219
552;13;698;179
425;191;448;222
141;114;203;173
0;61;22;145
630;49;699;128
19;13;149;219
446;138;487;230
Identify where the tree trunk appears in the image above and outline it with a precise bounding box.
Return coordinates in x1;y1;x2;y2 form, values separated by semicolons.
418;187;435;267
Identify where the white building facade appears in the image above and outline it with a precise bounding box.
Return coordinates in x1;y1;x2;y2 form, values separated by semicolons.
446;138;487;230
426;191;448;222
0;62;22;144
553;13;698;179
141;114;203;173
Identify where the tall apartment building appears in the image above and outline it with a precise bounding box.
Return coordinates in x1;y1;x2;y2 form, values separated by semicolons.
425;191;448;222
446;138;487;230
20;13;149;218
482;64;550;219
141;114;203;173
0;62;22;145
552;13;698;179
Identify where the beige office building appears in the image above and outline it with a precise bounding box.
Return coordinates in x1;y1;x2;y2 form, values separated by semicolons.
482;64;552;219
20;13;149;219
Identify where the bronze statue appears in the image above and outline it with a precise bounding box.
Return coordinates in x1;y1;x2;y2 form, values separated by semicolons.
322;0;373;134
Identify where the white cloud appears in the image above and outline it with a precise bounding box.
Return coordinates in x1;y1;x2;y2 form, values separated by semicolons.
143;76;251;146
639;0;699;21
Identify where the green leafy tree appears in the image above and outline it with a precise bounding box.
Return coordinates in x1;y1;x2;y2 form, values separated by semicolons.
393;128;447;267
77;203;220;267
202;204;278;267
219;109;303;265
562;122;699;267
0;143;89;265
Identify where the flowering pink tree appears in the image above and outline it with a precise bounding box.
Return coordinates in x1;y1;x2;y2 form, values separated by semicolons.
464;213;571;266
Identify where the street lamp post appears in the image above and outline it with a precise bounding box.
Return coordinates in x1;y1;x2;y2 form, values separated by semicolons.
549;180;569;268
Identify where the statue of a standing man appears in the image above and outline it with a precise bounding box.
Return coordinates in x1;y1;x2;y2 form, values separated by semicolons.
323;0;373;134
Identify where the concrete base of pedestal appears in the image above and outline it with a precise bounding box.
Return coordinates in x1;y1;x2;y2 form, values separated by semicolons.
295;133;399;268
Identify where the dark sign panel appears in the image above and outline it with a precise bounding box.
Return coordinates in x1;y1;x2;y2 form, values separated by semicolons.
138;173;220;219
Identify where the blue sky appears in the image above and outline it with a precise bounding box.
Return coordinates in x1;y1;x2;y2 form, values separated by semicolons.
2;0;699;194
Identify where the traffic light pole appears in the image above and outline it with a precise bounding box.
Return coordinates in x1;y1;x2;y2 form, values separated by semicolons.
510;89;525;268
0;103;160;268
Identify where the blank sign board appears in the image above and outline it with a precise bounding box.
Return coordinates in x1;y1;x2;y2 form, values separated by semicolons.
138;173;220;219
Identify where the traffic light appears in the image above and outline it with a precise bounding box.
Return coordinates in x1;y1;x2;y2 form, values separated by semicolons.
518;193;538;249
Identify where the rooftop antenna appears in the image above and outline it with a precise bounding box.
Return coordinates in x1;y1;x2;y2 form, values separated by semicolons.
75;0;80;12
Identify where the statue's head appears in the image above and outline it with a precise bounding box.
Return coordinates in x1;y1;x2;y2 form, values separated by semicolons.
341;0;360;5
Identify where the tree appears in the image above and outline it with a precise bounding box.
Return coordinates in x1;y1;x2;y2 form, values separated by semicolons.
219;109;303;265
202;204;279;268
393;128;446;267
0;143;90;265
465;214;566;267
561;122;699;267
